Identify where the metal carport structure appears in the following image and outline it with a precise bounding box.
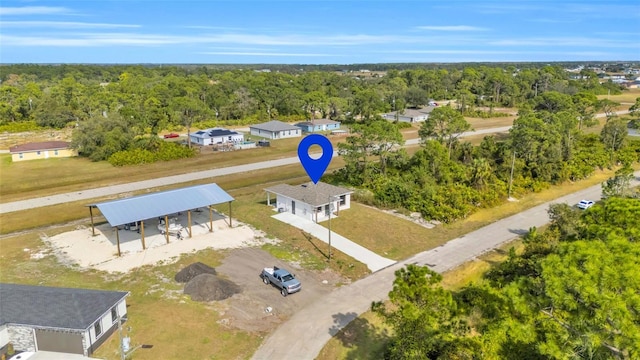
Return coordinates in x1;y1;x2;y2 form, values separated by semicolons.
88;183;234;256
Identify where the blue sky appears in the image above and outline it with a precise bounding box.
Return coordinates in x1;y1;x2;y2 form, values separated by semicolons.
1;0;639;64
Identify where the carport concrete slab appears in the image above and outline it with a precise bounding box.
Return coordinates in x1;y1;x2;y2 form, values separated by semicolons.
272;212;396;272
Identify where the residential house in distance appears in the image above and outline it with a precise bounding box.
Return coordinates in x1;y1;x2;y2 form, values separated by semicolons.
295;118;341;133
0;283;129;356
189;128;244;146
249;120;301;139
381;106;436;123
9;141;76;162
264;181;353;223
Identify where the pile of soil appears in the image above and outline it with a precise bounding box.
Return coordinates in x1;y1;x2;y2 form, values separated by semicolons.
175;262;217;283
184;274;241;301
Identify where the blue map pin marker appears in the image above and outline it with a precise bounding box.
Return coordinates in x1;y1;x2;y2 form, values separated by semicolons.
297;134;333;184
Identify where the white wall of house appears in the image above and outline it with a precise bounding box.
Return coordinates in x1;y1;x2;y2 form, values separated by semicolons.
250;128;300;139
88;300;127;346
190;133;244;146
273;194;351;222
0;325;9;349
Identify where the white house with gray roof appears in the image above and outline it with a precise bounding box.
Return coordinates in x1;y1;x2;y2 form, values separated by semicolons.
189;128;244;146
0;283;128;356
265;182;353;223
381;106;436;123
249;120;301;139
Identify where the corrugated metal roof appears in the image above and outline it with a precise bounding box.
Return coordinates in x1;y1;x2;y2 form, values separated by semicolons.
91;183;234;227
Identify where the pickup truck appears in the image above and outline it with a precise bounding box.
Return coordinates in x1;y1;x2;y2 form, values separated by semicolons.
260;266;301;296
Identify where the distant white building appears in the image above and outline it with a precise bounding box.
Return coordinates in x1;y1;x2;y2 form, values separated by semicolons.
249;120;301;139
381;106;436;123
189;128;244;146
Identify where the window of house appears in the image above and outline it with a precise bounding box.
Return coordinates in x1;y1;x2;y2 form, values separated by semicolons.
54;150;59;155
36;151;41;155
94;321;102;337
19;153;23;159
339;195;346;206
111;307;118;323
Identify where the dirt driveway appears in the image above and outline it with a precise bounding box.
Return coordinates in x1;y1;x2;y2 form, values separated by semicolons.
213;247;345;333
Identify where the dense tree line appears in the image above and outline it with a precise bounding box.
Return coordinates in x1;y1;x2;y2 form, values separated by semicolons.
335;88;639;222
373;196;640;359
0;63;629;165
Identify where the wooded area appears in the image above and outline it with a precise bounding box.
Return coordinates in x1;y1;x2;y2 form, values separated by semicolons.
374;196;640;359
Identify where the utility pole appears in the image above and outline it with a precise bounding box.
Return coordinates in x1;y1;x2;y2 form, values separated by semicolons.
508;151;516;200
327;196;332;263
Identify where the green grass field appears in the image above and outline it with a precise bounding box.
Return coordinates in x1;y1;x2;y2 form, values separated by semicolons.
0;111;631;360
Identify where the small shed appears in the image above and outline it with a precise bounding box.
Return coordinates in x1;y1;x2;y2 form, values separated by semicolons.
9;141;77;162
295;119;341;133
0;283;128;356
249;120;301;139
265;182;353;223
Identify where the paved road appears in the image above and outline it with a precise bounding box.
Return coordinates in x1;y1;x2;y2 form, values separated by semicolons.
251;171;640;360
0;124;515;214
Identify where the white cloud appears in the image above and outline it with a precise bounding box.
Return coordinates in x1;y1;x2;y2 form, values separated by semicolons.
0;21;140;29
489;37;639;48
0;6;72;15
198;51;334;57
416;25;488;31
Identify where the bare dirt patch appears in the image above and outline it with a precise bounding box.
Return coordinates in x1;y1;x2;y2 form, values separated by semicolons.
213;247;346;333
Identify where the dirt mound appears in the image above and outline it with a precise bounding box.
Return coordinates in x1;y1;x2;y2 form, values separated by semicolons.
184;274;241;301
175;262;217;283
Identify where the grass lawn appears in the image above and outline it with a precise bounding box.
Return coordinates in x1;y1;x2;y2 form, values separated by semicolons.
0;229;262;360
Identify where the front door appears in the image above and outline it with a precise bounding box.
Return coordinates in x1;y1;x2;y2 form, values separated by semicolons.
291;200;296;214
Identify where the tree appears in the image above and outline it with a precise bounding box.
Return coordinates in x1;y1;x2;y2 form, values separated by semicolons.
171;96;207;148
596;98;620;122
373;265;467;359
541;238;640;358
602;167;634;198
572;91;599;130
337;120;404;184
404;86;428;108
600;118;628;162
419;105;472;158
547;203;583;241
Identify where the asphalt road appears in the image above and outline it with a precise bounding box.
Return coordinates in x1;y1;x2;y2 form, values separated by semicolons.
251;171;640;360
1;125;516;214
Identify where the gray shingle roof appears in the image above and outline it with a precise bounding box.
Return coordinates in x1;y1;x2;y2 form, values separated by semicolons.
0;283;128;330
249;120;300;132
296;119;340;126
265;181;353;207
91;183;234;227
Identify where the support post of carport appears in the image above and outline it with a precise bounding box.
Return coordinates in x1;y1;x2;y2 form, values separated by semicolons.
140;221;146;250
115;227;121;256
187;210;192;238
89;206;96;236
209;206;214;232
228;201;232;228
267;192;271;207
164;215;170;244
